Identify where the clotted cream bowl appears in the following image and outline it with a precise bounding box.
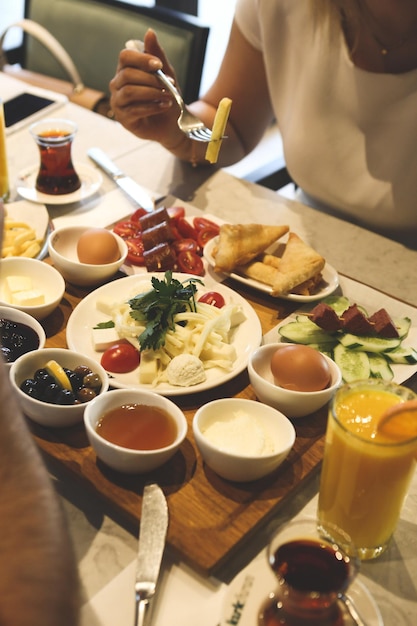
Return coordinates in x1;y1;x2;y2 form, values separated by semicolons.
83;388;188;474
9;347;109;427
193;398;296;482
248;343;342;419
48;225;128;286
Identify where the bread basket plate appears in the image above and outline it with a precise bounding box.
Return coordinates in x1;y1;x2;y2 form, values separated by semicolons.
66;273;262;396
203;236;339;302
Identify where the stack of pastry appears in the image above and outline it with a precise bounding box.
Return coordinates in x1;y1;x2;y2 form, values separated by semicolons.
212;223;325;297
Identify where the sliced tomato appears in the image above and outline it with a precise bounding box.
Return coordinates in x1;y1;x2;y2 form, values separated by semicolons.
193;217;220;233
167;206;186;221
125;237;145;265
177;250;204;275
176;217;198;240
172;238;201;255
130;208;148;223
197;227;219;248
113;220;141;239
198;291;225;308
100;340;140;373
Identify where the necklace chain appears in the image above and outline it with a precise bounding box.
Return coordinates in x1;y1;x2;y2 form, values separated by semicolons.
360;2;417;55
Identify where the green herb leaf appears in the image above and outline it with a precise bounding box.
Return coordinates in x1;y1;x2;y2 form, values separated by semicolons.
128;270;204;350
93;320;115;329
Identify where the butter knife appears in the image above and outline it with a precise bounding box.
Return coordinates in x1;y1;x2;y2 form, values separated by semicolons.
135;484;169;626
87;147;155;212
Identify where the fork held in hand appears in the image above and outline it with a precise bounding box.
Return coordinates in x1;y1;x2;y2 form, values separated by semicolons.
125;39;213;142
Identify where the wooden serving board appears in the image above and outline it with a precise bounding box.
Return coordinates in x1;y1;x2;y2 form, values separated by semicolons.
28;273;328;576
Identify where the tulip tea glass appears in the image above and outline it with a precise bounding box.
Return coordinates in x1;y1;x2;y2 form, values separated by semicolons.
259;518;359;626
318;379;417;560
30;118;81;195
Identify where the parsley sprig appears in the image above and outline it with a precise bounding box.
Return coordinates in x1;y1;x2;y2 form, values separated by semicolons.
128;271;204;351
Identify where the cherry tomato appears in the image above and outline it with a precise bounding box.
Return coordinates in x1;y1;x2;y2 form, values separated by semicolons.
172;238;201;255
177;250;204;275
197;227;219;248
113;220;141;239
176;217;198;240
198;291;226;308
130;208;148;223
193;217;220;233
167;206;186;221
125;237;145;265
100;340;140;373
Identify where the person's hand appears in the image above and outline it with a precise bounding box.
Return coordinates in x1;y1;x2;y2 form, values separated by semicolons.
109;29;185;149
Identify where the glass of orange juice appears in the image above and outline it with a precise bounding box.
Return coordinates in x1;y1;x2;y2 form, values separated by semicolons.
0;98;9;201
318;379;417;560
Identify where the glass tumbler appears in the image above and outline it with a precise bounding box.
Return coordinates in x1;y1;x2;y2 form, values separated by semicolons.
29;118;81;195
259;518;359;626
0;98;9;201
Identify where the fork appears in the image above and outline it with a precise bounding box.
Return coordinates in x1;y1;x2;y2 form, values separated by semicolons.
125;39;212;142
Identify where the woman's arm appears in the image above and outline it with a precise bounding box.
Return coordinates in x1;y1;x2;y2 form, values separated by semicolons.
0;358;79;626
109;21;274;167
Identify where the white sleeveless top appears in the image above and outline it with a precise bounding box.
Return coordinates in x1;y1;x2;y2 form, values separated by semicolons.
235;0;417;247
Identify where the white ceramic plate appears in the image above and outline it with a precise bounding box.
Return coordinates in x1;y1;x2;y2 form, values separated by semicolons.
16;162;102;205
2;199;51;259
220;554;383;626
204;237;339;302
265;275;417;385
66;273;262;396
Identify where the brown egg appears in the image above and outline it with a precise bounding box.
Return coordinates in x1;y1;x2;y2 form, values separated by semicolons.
270;345;331;392
77;229;120;265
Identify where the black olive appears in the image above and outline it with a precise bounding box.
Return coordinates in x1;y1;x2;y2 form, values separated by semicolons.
43;383;61;403
65;369;83;391
34;368;55;388
20;378;42;400
56;389;76;405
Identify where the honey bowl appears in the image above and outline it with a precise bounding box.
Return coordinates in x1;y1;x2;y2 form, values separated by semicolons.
83;388;188;473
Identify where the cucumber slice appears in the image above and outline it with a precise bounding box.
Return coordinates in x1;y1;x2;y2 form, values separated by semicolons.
334;344;371;383
393;317;411;339
322;296;350;315
368;354;394;381
279;321;337;345
384;346;417;364
339;333;401;353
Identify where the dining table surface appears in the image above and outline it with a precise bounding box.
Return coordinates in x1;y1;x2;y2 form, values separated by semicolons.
2;72;417;626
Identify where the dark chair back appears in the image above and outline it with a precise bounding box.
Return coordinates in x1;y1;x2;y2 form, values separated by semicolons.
19;0;209;102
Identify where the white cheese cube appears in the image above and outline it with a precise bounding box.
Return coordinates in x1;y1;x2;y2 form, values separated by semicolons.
91;326;121;351
5;275;33;301
12;290;45;306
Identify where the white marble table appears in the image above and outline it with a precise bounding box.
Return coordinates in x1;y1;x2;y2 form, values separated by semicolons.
3;73;417;625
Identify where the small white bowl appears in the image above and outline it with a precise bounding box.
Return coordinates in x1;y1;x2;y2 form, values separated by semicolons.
193;398;296;482
48;225;128;286
84;388;188;474
0;257;65;320
0;306;46;368
248;343;342;419
9;347;109;428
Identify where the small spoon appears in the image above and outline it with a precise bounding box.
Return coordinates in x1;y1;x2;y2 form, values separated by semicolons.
377;399;417;440
338;593;368;626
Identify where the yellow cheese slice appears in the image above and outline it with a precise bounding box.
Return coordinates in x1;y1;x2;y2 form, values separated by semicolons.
205;97;232;164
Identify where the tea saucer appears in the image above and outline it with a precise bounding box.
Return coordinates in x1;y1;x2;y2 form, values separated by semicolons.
16;162;102;205
220;555;383;626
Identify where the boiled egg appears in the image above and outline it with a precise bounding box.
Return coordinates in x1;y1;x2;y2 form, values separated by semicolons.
270;345;331;392
77;228;120;265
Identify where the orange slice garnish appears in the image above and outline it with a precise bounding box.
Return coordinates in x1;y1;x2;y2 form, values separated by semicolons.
377;399;417;441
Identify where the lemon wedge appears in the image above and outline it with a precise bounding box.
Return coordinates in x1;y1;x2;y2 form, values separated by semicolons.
205;97;232;164
377;399;417;441
45;359;72;390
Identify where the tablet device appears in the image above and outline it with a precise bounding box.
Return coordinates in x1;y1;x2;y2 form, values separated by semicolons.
4;90;67;135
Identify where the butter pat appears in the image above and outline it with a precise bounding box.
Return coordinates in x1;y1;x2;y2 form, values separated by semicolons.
4;275;32;301
202;410;275;457
12;289;45;306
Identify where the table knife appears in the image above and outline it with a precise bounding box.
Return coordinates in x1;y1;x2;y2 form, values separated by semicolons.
87;147;155;212
135;483;169;626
